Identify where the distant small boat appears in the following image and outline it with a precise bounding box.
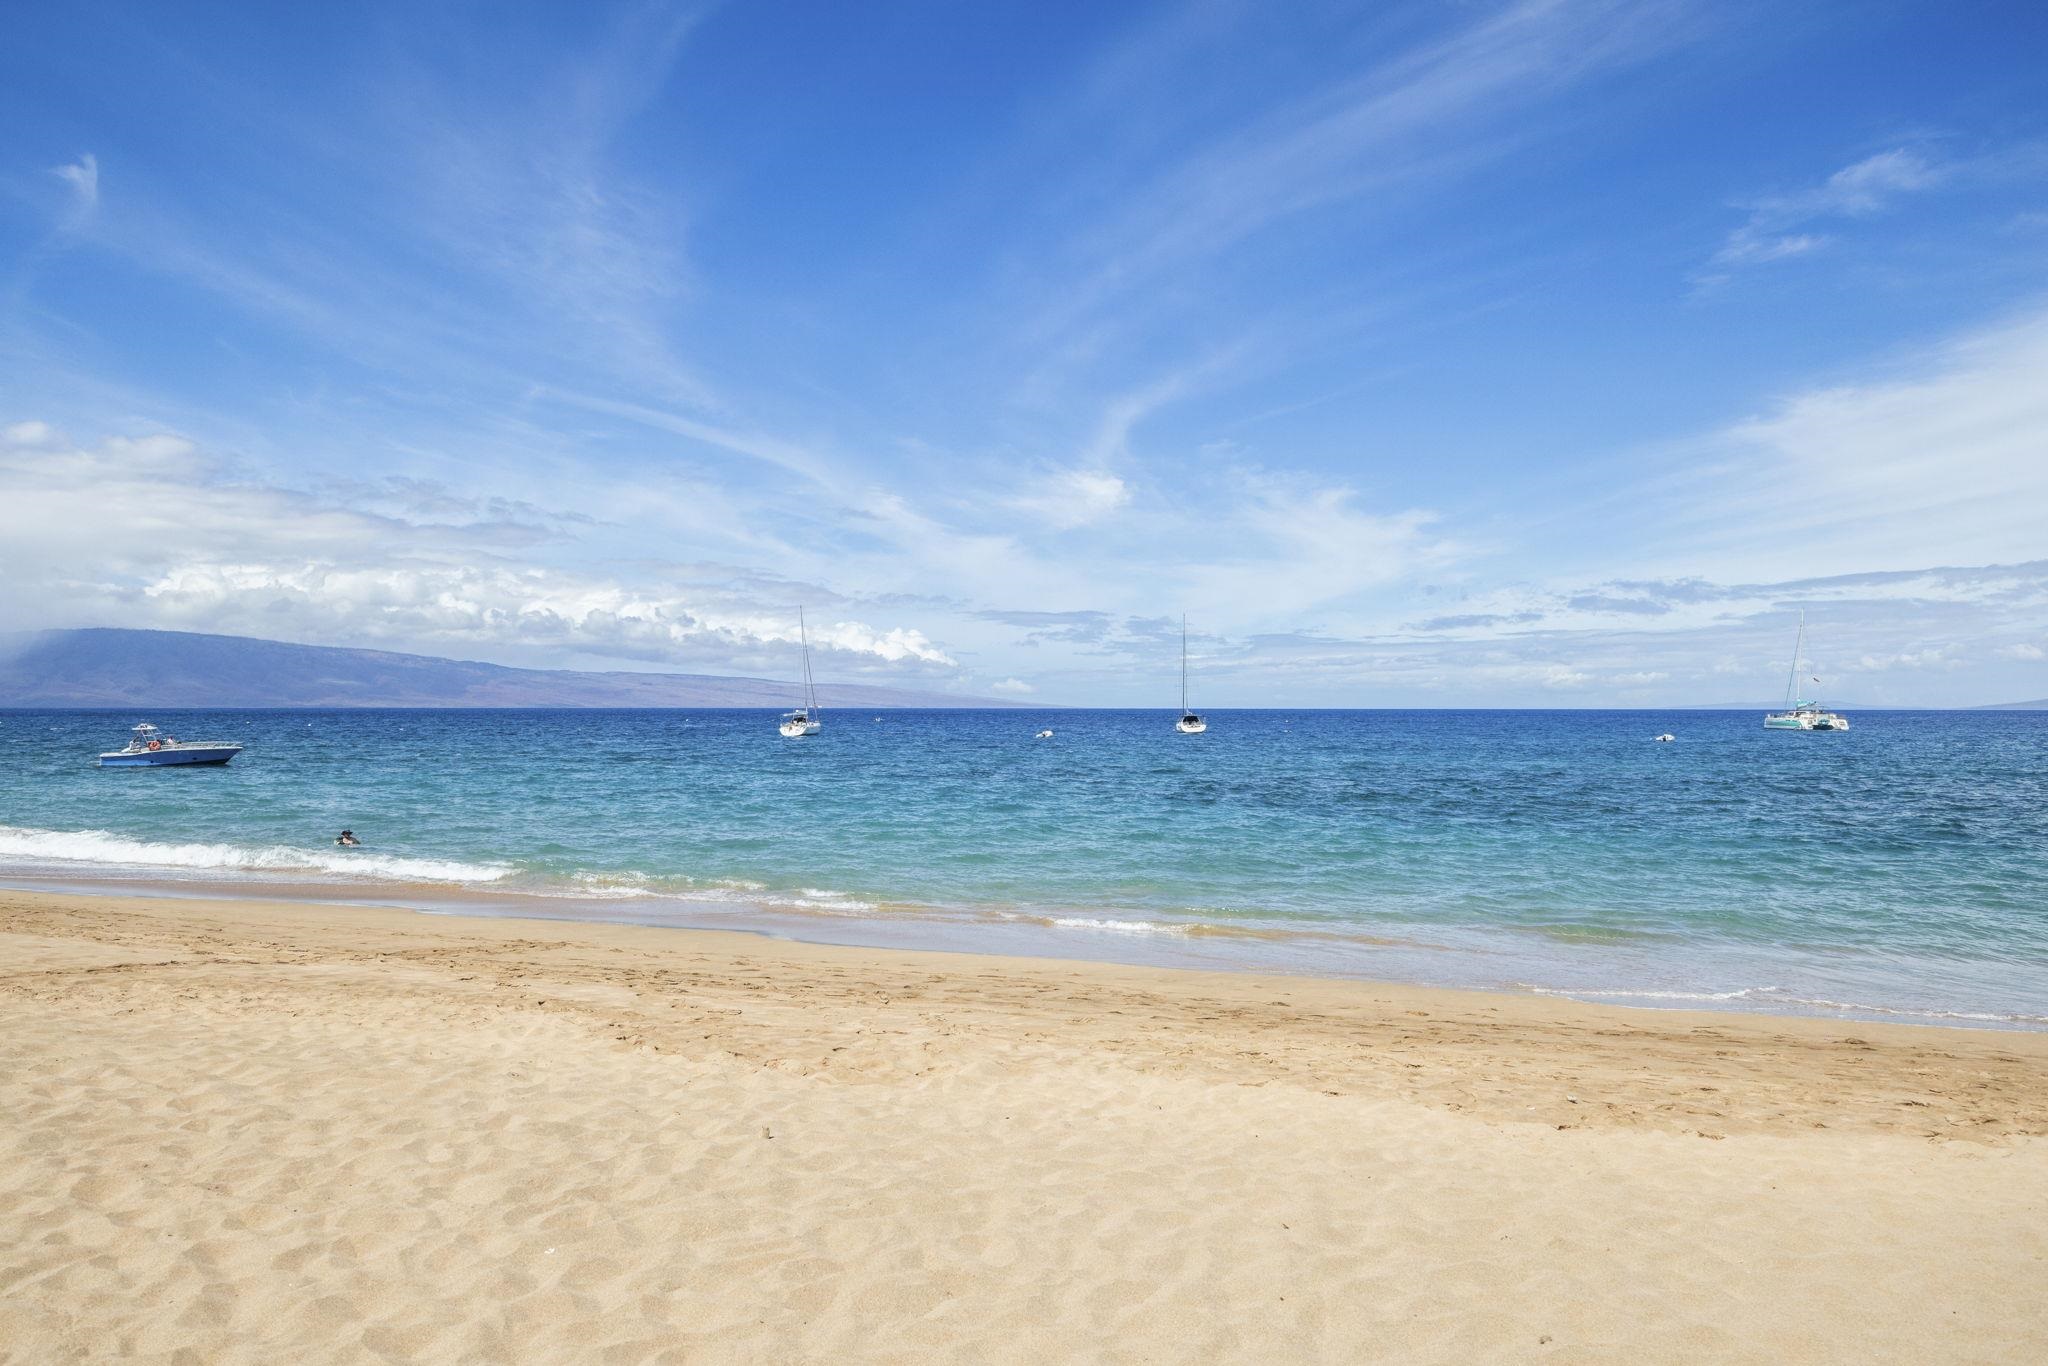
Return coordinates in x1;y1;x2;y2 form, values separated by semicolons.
779;607;823;738
1035;728;1054;740
98;722;243;768
1655;733;1675;742
1764;613;1849;732
1175;615;1207;734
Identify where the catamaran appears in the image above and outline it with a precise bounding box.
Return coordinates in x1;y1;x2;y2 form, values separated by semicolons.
1175;615;1207;733
779;607;823;738
1763;613;1849;732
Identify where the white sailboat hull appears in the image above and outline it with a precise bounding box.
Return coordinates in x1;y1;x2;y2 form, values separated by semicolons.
1175;615;1207;733
1764;615;1848;733
780;607;823;737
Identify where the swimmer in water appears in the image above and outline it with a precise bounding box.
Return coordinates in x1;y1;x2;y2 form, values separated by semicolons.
335;829;360;847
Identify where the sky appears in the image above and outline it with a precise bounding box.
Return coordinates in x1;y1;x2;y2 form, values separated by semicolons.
3;0;2046;706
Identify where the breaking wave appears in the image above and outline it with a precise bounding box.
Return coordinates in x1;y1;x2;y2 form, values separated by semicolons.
0;824;511;886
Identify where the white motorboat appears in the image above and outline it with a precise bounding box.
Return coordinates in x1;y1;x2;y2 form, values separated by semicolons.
98;722;244;767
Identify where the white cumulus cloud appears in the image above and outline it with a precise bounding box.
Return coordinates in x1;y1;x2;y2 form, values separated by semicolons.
0;423;960;674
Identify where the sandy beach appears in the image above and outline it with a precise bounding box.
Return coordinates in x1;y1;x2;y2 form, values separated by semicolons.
2;889;2045;1363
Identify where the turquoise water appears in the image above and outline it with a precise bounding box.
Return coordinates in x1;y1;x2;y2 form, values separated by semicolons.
4;708;2045;1028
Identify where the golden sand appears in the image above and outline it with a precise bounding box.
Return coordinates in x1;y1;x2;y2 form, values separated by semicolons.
3;889;2045;1363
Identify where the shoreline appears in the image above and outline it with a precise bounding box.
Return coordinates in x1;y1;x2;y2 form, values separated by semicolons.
5;868;2044;1034
8;885;2048;1133
6;886;2048;1360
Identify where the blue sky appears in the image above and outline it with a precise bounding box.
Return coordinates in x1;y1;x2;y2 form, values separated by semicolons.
3;0;2046;705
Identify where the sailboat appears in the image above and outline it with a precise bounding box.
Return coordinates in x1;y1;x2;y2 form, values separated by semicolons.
1763;612;1849;732
779;608;823;738
1175;615;1207;733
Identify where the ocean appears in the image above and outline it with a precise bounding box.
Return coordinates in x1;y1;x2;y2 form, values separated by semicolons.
3;707;2045;1029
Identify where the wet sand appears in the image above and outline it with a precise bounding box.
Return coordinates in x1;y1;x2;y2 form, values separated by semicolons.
3;888;2045;1362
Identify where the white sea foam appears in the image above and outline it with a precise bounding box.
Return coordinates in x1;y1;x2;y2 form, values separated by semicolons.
1747;992;2048;1026
1048;916;1191;936
778;888;881;914
555;872;660;900
523;872;774;902
0;824;510;886
1524;985;1769;1003
1523;982;2048;1026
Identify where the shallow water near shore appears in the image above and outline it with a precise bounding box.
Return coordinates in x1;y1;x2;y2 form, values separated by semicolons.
3;707;2045;1028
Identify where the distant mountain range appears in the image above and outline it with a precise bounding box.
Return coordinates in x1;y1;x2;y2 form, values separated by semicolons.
0;629;1034;709
1;628;2039;710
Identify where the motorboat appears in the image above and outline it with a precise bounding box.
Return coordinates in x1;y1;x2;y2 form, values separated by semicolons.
98;722;243;767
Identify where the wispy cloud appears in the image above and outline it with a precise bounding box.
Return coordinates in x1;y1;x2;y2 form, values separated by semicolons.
1018;0;1699;354
1181;470;1455;618
381;4;713;407
49;152;97;221
20;8;714;429
1701;147;1944;282
1005;466;1131;531
1638;302;2048;578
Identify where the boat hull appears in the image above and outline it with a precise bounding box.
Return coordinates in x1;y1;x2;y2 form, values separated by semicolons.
1764;710;1847;731
99;745;243;767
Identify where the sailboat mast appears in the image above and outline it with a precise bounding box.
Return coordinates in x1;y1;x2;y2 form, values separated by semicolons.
1785;611;1805;708
799;607;818;713
1180;615;1188;713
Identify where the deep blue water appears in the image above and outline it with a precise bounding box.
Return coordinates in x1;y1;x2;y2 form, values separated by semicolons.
4;708;2045;1027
